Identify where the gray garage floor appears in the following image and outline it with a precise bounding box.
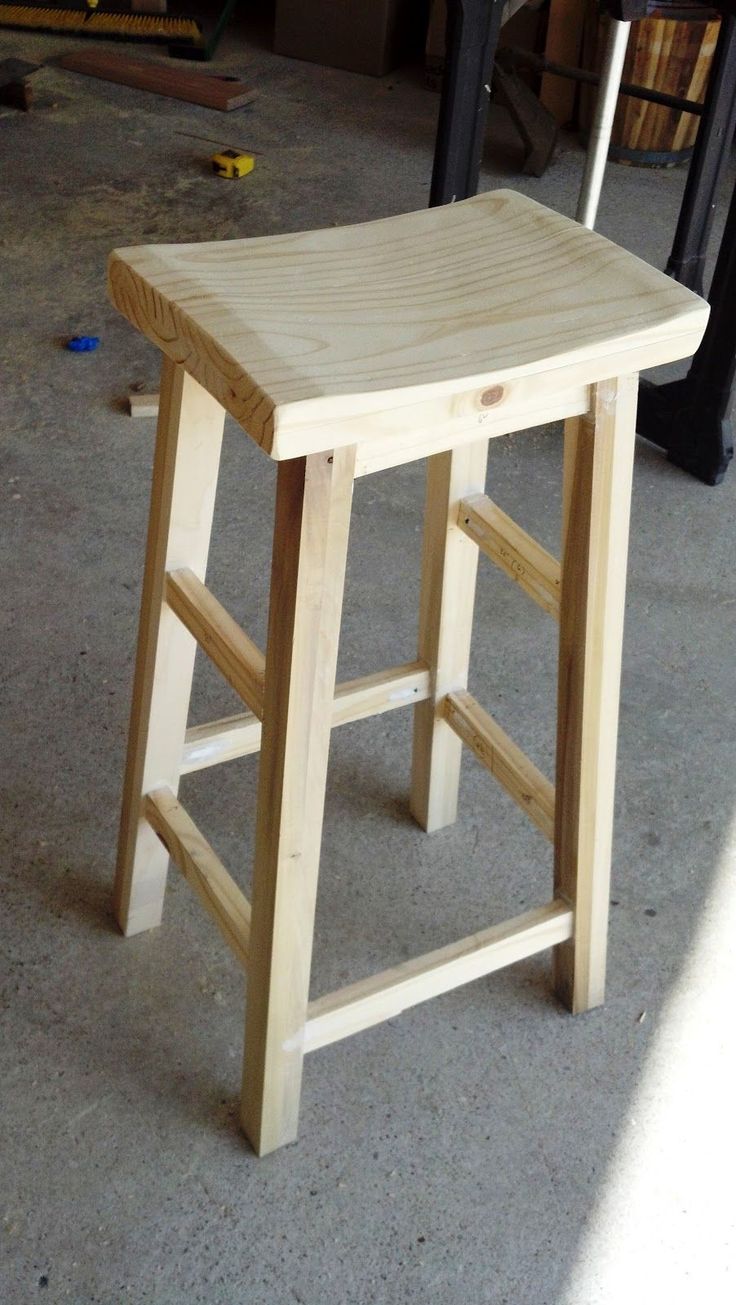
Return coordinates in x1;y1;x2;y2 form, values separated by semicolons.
1;14;735;1305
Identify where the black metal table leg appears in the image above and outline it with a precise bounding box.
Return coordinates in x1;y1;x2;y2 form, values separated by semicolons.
639;8;736;484
430;0;505;205
638;171;736;485
664;13;736;295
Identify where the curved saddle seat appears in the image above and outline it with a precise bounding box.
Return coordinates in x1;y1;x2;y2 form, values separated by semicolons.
109;189;708;465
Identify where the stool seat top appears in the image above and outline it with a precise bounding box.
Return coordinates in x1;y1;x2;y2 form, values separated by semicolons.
109;190;708;462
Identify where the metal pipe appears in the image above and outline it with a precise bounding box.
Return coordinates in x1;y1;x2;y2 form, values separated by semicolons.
576;19;631;229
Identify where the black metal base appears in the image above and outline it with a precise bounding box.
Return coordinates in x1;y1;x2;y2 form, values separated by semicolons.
637;378;734;486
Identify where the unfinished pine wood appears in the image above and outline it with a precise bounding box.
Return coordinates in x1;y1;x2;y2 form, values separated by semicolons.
110;188;711;1158
304;901;573;1053
443;690;555;840
241;446;356;1157
458;492;561;619
144;787;250;969
182;713;262;775
129;392;160;418
58;50;255;111
554;375;638;1014
411;440;489;833
180;660;431;774
330;661;429;725
108;190;709;463
165;568;265;718
352;380;589;477
114;360;225;936
562;413;582;548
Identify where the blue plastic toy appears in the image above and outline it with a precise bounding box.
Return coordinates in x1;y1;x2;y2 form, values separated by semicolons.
67;336;100;352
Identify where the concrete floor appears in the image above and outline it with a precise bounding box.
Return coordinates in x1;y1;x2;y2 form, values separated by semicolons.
1;14;735;1305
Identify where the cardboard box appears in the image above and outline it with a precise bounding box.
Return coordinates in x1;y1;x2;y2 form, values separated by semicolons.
274;1;420;77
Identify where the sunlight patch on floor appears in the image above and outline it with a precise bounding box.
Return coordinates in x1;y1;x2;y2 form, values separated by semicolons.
562;825;736;1303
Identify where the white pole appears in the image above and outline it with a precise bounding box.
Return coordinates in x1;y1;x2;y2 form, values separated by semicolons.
576;18;631;229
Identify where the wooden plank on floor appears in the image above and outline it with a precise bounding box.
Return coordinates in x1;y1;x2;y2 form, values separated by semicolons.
129;392;160;419
58;51;256;111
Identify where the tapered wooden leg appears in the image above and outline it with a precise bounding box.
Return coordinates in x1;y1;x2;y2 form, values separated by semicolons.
114;360;225;936
410;440;489;832
554;375;638;1013
241;446;356;1156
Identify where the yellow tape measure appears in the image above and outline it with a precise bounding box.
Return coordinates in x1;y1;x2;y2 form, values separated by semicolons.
211;149;255;179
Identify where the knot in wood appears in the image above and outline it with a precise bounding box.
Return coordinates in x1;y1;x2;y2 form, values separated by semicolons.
480;385;504;407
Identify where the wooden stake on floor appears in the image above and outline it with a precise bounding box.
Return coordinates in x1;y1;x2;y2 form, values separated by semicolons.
554;375;638;1012
114;359;225;936
241;446;356;1156
410;440;489;832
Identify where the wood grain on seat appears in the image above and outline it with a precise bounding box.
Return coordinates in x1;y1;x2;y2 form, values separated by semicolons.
108;190;708;460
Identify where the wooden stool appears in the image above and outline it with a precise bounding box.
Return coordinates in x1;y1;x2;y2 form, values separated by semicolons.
109;191;707;1156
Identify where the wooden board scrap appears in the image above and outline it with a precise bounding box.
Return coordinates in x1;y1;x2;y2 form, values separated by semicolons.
58;50;255;112
129;393;160;418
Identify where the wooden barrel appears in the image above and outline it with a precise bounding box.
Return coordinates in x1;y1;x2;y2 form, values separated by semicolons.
584;8;720;167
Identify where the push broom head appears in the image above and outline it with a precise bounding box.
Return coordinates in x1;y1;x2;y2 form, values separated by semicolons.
0;3;203;48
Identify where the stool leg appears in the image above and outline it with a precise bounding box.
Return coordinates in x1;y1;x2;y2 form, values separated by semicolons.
554;375;638;1013
241;447;356;1156
114;360;225;936
410;440;489;832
